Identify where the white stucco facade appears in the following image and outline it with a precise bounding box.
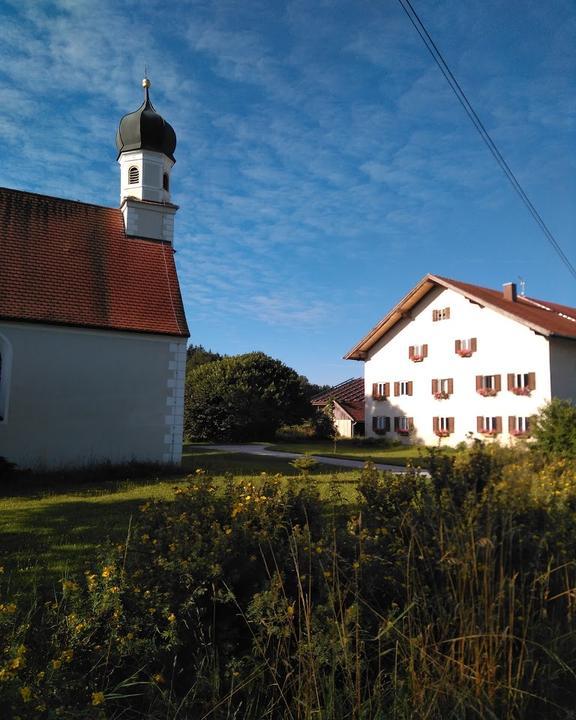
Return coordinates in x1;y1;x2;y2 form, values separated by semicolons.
0;321;186;469
363;286;574;446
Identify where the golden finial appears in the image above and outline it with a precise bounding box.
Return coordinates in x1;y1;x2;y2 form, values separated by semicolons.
142;77;151;89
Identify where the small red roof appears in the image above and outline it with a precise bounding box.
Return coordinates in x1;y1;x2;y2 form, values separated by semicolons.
311;377;364;406
0;187;189;337
345;274;576;359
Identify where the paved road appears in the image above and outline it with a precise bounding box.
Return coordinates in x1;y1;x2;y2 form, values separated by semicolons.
196;443;418;474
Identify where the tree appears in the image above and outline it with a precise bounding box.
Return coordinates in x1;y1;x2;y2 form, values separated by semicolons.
184;352;312;441
531;398;576;458
186;345;223;380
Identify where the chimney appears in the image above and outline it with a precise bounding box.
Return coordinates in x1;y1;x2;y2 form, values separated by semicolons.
503;282;517;302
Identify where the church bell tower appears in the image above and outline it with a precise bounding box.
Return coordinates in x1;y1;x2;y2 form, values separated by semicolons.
116;78;178;242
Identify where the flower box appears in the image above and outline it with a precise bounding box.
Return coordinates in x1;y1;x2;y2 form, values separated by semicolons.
480;430;498;437
457;349;473;358
510;430;530;437
434;391;449;400
512;387;531;396
435;430;450;437
397;429;411;436
411;355;424;363
478;388;497;397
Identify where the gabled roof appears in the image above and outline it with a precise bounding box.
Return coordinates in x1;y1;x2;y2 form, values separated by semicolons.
0;187;189;337
345;274;576;360
311;377;365;422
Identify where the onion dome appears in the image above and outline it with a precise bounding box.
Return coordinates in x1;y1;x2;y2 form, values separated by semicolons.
116;78;176;162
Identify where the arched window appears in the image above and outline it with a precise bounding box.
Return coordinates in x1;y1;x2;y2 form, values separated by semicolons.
128;166;139;184
163;173;169;191
0;333;13;423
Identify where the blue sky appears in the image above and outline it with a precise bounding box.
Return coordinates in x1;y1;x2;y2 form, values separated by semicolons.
1;0;574;385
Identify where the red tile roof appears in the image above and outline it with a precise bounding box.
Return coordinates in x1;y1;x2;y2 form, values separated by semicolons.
0;187;189;337
312;378;364;406
345;274;576;359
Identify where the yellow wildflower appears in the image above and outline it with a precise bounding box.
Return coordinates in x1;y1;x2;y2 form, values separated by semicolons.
101;566;113;579
10;657;24;670
61;649;73;663
167;613;176;623
153;673;165;684
91;691;105;706
52;659;62;670
19;686;32;702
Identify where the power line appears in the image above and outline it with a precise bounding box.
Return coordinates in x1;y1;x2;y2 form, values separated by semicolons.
396;0;576;282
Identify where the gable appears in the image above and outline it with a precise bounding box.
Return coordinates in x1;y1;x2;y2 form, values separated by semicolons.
0;187;189;337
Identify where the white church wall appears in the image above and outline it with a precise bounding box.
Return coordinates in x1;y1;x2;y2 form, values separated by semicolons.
365;287;551;446
0;321;187;469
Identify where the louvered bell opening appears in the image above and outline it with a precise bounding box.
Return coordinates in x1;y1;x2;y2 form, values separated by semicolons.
128;166;140;185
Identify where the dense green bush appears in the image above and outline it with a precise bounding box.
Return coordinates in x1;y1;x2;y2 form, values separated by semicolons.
531;398;576;458
184;351;312;441
2;447;576;718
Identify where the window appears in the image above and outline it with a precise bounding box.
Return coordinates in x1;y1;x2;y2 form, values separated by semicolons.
163;173;170;191
455;338;477;357
373;416;390;435
476;374;501;397
394;381;413;396
0;334;13;423
433;416;454;436
128;166;139;184
507;372;535;395
432;307;450;321
431;378;453;399
394;416;413;435
509;416;531;436
477;416;502;435
408;344;428;362
372;382;389;400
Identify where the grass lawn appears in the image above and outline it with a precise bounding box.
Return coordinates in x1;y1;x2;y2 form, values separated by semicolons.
266;439;453;467
0;445;362;591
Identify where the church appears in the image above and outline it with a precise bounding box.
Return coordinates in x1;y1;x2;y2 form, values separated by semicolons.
0;79;189;469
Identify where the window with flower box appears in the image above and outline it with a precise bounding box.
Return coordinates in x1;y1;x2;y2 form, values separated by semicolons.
373;416;390;435
508;416;531;437
372;382;389;400
476;374;501;397
433;416;454;437
394;416;413;435
477;416;502;435
507;372;535;396
408;344;428;362
394;381;413;396
432;307;450;321
431;378;453;399
455;338;477;357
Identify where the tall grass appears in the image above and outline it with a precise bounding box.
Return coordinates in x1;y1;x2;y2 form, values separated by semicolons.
1;446;576;718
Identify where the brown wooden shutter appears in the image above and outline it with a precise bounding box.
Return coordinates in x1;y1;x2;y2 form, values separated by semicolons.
384;382;390;397
495;375;501;392
508;416;515;432
394;381;400;396
433;416;439;432
394;417;399;432
408;417;414;430
408;346;414;359
476;375;483;391
385;417;391;432
471;338;477;352
448;378;454;395
423;344;428;358
445;307;450;319
528;372;536;390
407;381;413;396
455;339;461;353
507;373;514;390
372;383;378;399
448;417;455;433
432;310;438;321
431;379;438;394
495;416;502;434
477;416;483;432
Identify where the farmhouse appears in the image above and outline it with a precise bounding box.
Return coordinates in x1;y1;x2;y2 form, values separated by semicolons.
345;274;576;446
311;377;365;437
0;79;189;469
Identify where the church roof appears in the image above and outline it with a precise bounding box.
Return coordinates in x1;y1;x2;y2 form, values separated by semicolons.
0;187;189;337
345;273;576;360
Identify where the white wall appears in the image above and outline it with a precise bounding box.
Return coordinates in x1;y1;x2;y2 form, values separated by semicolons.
0;321;186;469
364;287;552;445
